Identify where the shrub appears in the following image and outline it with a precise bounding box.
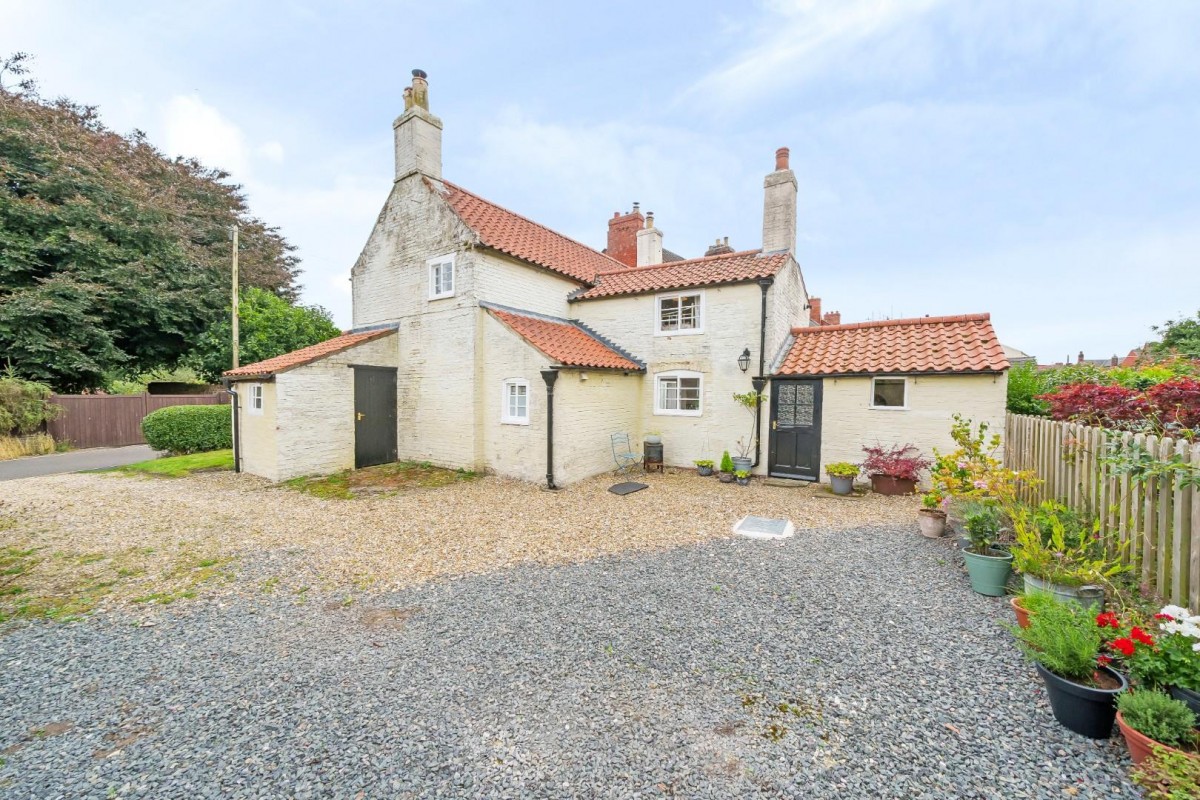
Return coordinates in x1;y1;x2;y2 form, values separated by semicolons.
860;443;929;481
1038;383;1149;427
1117;691;1198;749
0;433;55;460
1009;502;1128;588
962;501;1002;553
0;375;60;435
1006;361;1050;416
1011;596;1102;682
720;450;734;474
141;405;232;455
1147;378;1200;431
825;461;859;478
1133;744;1200;800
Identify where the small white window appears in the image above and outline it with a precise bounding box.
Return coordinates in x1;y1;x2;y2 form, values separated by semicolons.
247;384;264;415
656;291;703;335
428;255;455;300
870;377;908;409
501;379;530;425
654;371;702;416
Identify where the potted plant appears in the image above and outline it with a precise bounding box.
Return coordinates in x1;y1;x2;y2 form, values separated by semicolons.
1119;604;1200;720
694;459;714;477
644;431;662;445
960;501;1012;596
917;491;947;538
730;390;766;474
860;443;929;495
1009;502;1127;613
825;462;858;496
735;469;751;486
1115;690;1199;765
1010;597;1127;738
718;451;736;484
1011;589;1056;630
1132;745;1200;799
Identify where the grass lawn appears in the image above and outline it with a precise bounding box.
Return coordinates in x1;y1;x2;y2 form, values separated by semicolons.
114;449;234;478
285;460;479;499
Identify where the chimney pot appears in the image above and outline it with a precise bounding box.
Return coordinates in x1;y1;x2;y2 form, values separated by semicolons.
645;212;655;229
775;147;790;171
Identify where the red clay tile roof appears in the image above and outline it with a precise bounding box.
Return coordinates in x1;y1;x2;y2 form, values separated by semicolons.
485;306;643;371
223;328;396;379
570;250;790;300
435;180;622;284
776;314;1009;376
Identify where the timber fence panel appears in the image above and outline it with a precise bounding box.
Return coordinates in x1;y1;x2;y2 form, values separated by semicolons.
47;393;228;449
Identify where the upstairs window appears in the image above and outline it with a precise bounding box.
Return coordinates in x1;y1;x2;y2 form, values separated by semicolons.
502;379;529;425
248;383;264;415
656;291;703;335
428;255;455;300
654;371;702;416
870;377;908;409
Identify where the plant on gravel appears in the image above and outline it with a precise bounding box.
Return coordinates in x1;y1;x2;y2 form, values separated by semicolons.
1117;691;1199;749
825;462;859;478
1133;744;1200;800
1011;596;1104;683
719;451;734;474
141;404;232;454
931;415;1036;506
1008;502;1129;588
860;443;929;481
693;459;713;468
961;501;1002;554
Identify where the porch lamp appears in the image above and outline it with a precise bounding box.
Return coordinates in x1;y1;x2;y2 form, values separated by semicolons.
737;348;752;373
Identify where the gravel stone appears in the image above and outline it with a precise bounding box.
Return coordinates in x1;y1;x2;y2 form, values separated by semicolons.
0;516;1139;798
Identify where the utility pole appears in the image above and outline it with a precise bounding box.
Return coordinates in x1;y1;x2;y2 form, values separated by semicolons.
230;225;240;369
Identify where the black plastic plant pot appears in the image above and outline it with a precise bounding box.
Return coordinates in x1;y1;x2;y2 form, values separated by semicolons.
1168;685;1200;724
1035;662;1127;739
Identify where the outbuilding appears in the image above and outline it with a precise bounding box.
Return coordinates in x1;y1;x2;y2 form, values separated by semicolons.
767;314;1010;482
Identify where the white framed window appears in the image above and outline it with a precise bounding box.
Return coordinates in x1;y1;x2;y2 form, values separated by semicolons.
654;370;702;416
655;290;703;335
428;254;455;300
501;378;530;425
870;377;908;410
247;383;264;415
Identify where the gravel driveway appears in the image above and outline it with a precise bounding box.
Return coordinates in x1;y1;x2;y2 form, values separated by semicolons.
0;524;1138;799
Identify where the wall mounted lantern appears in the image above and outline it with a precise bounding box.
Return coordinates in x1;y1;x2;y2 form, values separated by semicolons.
737;347;752;373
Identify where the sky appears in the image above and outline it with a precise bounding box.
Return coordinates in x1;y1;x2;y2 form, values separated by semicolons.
4;0;1199;363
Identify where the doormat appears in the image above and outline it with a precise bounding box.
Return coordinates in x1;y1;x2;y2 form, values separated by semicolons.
732;515;795;540
608;482;649;496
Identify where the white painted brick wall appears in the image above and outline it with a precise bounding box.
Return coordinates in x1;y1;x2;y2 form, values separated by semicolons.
236;381;279;481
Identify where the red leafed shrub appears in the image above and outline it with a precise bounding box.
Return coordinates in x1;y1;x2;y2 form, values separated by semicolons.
1147;378;1200;429
1037;384;1149;427
860;443;931;481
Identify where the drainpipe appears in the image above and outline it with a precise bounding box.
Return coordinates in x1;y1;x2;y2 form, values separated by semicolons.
752;276;774;468
540;368;559;489
223;380;241;473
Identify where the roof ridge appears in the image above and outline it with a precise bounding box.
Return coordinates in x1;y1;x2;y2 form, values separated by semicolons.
435;178;625;274
593;248;767;278
791;313;991;335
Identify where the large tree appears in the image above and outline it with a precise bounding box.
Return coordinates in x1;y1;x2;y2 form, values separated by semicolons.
1147;310;1200;360
0;54;300;392
186;287;341;382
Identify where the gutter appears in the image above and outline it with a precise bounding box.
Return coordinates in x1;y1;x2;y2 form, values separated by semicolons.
222;380;241;473
751;277;774;468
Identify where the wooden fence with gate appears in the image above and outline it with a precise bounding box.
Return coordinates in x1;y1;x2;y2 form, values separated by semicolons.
1004;413;1200;609
47;393;228;450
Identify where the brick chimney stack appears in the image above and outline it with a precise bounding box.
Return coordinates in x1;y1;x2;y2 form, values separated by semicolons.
704;237;734;257
636;211;664;267
822;310;841;326
393;69;443;181
808;296;822;325
606;203;643;267
762;146;797;254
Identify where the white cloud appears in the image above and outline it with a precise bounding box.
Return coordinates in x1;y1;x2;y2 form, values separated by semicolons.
257;140;286;163
162;94;250;175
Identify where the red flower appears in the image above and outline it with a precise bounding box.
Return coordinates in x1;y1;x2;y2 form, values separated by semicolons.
1097;654;1113;667
1096;612;1120;629
1154;613;1174;621
1111;638;1136;657
1131;627;1155;647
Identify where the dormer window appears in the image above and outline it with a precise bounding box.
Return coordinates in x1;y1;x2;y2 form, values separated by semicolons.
428;254;455;300
656;291;703;335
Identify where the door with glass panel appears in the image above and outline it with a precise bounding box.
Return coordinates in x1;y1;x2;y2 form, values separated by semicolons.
768;379;822;480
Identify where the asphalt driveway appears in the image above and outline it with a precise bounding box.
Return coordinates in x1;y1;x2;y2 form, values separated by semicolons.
0;445;157;481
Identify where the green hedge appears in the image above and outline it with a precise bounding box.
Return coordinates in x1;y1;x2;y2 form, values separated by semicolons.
141;404;232;455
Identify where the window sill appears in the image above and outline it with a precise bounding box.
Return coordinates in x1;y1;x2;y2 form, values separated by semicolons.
868;405;909;411
501;419;530;426
654;329;703;337
428;292;455;301
653;408;702;417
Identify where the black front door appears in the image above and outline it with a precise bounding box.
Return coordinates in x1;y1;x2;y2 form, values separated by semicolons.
768;379;822;480
353;366;397;469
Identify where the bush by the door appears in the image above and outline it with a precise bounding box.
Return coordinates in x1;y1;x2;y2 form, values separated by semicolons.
142;405;232;454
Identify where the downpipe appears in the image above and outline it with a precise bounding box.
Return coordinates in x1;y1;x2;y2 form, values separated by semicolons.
752;276;774;469
540;369;559;489
223;380;242;473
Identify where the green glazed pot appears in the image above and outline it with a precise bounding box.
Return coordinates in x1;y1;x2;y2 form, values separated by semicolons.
963;547;1013;596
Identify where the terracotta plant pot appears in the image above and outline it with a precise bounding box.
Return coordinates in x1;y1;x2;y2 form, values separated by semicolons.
869;475;917;495
1011;596;1032;629
917;508;947;538
1116;711;1198;765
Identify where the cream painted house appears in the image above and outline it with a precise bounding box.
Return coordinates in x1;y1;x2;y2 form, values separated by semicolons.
223;70;1011;486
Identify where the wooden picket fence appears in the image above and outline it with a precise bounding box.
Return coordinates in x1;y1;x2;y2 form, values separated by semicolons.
1004;413;1200;609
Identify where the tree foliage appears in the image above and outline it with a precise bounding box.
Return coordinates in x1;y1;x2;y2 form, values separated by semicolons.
0;372;59;435
0;55;300;392
186;287;341;382
1148;310;1200;360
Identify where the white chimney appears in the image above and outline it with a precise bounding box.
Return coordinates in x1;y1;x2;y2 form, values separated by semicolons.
636;211;664;267
393;69;442;181
762;147;797;254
